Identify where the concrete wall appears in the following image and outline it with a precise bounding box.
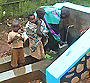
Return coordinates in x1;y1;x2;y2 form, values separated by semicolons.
1;70;46;83
59;7;90;46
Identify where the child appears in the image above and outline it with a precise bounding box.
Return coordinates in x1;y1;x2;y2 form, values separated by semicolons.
25;9;53;60
25;13;46;60
8;20;25;68
27;13;49;45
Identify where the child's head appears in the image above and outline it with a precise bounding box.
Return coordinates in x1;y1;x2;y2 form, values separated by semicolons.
36;8;45;19
61;8;70;19
28;13;35;23
12;20;20;32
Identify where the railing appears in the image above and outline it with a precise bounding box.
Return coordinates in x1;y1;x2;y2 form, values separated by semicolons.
0;0;25;6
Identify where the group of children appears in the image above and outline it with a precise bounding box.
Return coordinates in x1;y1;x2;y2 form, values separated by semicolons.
8;8;49;68
8;7;70;68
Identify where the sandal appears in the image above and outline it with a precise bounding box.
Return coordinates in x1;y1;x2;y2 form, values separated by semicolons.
59;43;68;49
45;54;53;59
48;50;57;54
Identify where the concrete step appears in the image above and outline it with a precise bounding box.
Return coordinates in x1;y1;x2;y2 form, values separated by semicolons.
0;59;52;83
0;45;68;73
0;47;39;73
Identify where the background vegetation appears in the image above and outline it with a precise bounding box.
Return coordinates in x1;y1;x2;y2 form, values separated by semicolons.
0;0;90;21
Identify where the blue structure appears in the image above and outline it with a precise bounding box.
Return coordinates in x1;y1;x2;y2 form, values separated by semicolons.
46;2;90;83
46;28;90;83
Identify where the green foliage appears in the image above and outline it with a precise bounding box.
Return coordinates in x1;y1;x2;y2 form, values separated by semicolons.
0;0;90;20
0;0;7;3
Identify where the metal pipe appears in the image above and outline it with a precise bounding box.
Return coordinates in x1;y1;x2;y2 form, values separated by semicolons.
65;25;74;43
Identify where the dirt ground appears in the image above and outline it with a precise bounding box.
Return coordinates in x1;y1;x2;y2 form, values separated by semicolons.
0;18;27;58
0;24;11;58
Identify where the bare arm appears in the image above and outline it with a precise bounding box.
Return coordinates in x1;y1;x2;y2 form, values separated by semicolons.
19;33;24;42
8;36;19;44
36;20;44;37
